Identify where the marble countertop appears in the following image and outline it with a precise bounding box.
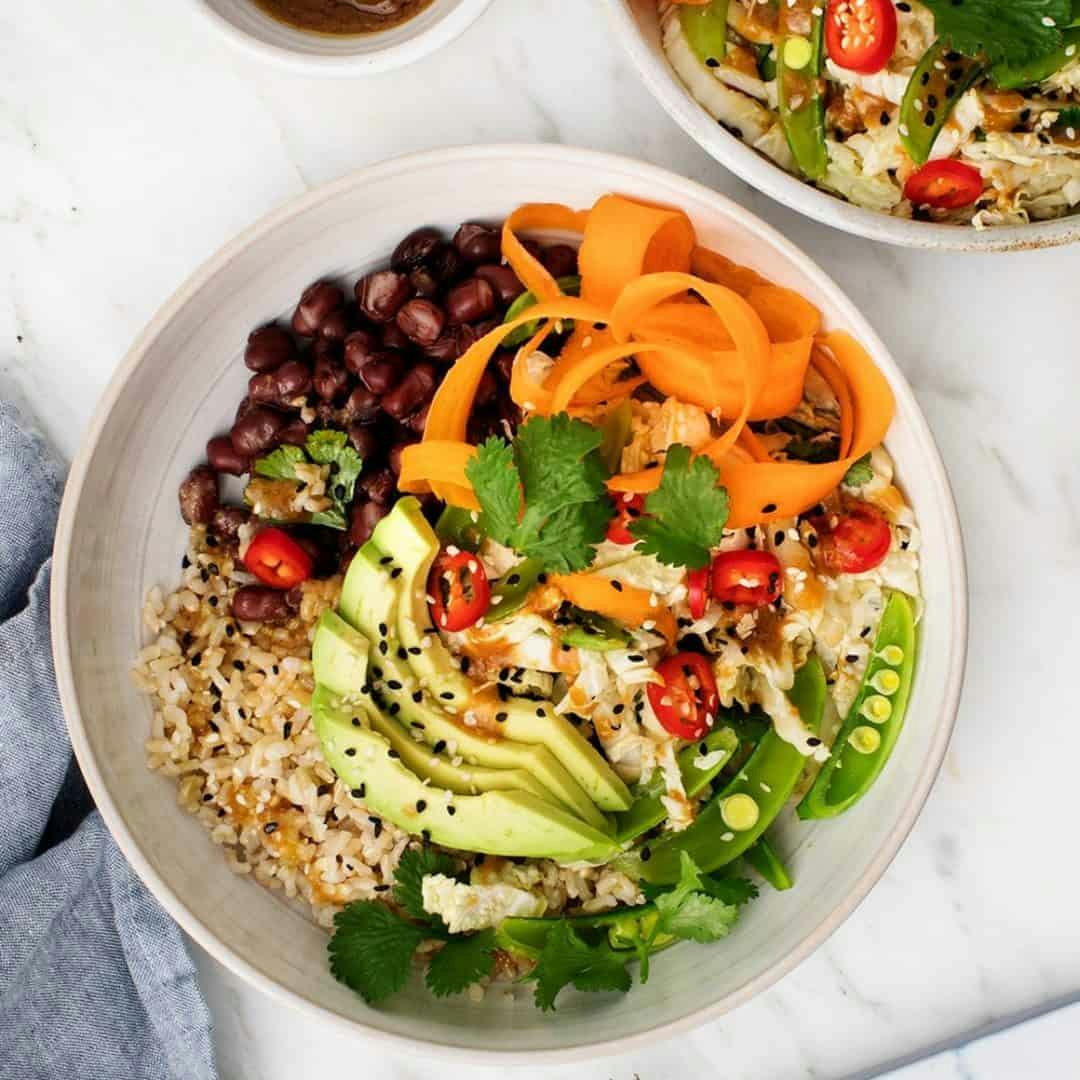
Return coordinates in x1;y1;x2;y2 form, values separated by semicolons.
5;2;1079;1077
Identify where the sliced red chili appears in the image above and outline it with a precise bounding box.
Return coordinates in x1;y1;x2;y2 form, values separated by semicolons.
811;502;892;574
647;652;720;741
688;567;710;621
710;549;783;609
428;549;491;632
825;0;897;74
606;493;647;545
903;159;984;210
242;527;313;589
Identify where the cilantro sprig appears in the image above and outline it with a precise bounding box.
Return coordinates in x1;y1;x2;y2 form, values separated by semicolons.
628;444;729;569
253;429;362;530
328;848;496;1005
842;452;874;489
921;0;1071;66
466;414;614;574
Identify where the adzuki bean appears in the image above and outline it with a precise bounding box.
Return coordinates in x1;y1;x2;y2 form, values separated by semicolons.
453;223;500;264
211;506;250;541
347;422;381;458
343;328;380;375
356;270;412;323
292;281;344;337
230;406;287;457
178;466;219;526
343;386;381;425
382;362;437;419
445;277;495;325
358;352;403;395
349;501;389;545
231;585;296;623
474;264;524;305
206;435;249;476
396;298;445;347
539;243;578;278
391;226;443;273
244;325;295;373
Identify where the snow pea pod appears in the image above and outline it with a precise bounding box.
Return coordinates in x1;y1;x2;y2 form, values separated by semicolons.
501;275;581;348
798;591;916;819
487;557;546;623
991;28;1080;89
680;0;731;65
434;505;483;551
900;42;983;165
777;0;827;180
745;834;793;891
614;725;740;844
628;655;826;885
495;903;674;960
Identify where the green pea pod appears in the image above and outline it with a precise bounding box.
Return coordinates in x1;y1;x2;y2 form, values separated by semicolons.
486;557;546;623
598;399;633;476
561;623;630;652
745;834;793;891
495;903;674;961
501;275;581;348
756;42;777;83
680;0;731;66
434;505;483;552
777;2;827;181
991;28;1080;89
798;592;916;819
628;655;826;884
614;725;740;844
900;42;983;165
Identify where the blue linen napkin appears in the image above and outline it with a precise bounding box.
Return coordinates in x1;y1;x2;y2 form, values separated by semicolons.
0;401;217;1080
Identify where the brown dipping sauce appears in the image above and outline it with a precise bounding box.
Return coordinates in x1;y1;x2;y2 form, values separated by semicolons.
251;0;434;36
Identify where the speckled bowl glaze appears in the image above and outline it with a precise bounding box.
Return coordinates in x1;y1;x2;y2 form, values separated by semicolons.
605;0;1080;252
192;0;490;75
53;145;967;1061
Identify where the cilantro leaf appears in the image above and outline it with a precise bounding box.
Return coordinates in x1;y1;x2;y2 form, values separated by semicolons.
425;929;497;998
392;847;458;925
843;453;874;488
651;853;741;945
529;921;632;1011
466;414;613;574
254;444;306;480
921;0;1070;65
629;445;729;568
700;874;759;907
328;901;425;1005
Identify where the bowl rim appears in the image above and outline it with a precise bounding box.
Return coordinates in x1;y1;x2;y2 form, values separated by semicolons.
189;0;492;75
602;0;1080;253
51;143;968;1063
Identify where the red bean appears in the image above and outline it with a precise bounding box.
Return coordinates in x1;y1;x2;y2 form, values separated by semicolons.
445;277;495;325
406;400;432;435
356;270;412;324
343;386;381;425
343;329;380;375
396;299;445;347
313;402;337;428
211;506;250;541
382;362;437;420
230;406;286;457
391;226;443;272
361;468;396;505
178;465;219;526
539;243;578;278
277;417;310;446
319;307;350;342
313;347;350;402
244;325;295;373
231;585;295;623
429;242;467;285
207;435;249;476
347;422;381;457
388;438;417;475
453;222;500;264
409;267;440;298
423;326;471;365
474;264;524;305
475;369;498;407
381;322;413;352
349;501;389;545
359;352;403;395
292;281;344;337
249;360;312;408
494;351;515;384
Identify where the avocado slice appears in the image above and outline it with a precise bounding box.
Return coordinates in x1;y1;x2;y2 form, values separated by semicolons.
337;544;612;832
310;635;561;805
313;691;618;863
366;501;632;812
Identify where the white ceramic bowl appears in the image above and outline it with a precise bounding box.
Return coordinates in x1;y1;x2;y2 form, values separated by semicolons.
193;0;490;75
52;144;967;1061
605;0;1080;252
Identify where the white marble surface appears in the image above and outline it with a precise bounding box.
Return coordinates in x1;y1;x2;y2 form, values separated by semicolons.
4;1;1080;1077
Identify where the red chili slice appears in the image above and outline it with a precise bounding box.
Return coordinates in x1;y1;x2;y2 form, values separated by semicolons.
647;652;720;741
825;0;897;74
710;549;783;609
811;502;892;574
427;549;491;632
688;567;710;620
903;159;984;210
242;527;313;589
606;493;647;545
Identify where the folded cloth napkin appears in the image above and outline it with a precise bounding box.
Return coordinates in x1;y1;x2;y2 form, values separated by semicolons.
0;401;217;1080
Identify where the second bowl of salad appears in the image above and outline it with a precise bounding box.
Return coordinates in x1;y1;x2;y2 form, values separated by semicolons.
54;145;966;1058
608;0;1080;249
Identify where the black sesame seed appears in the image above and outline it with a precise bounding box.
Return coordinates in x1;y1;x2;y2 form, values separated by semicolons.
924;110;936;126
627;654;645;663
225;624;235;638
807;534;818;549
263;822;278;834
352;717;361;727
378;640;388;656
388;749;400;759
536;707;545;717
345;747;356;757
200;569;209;583
807;737;822;747
232;660;245;671
706;56;719;67
351;785;365;798
447;806;456;815
440;692;454;701
408;646;422;656
378;622;388;637
880;111;891;125
761;503;777;514
388;703;400;717
613;704;625;715
190;652;202;667
283;721;292;738
846;654;859;663
460;657;471;674
317;783;332;796
434;740;447;753
412;690;423;703
506;573;521;586
208;596;219;608
860;626;871;638
421;829;431;842
387;679;403;691
416;800;427;812
640;846;652;862
182;555;191;569
390;567;403;579
212;701;221;715
380;556;393;565
610;580;623;592
774;531;785;546
920;71;930;86
496;712;508;723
